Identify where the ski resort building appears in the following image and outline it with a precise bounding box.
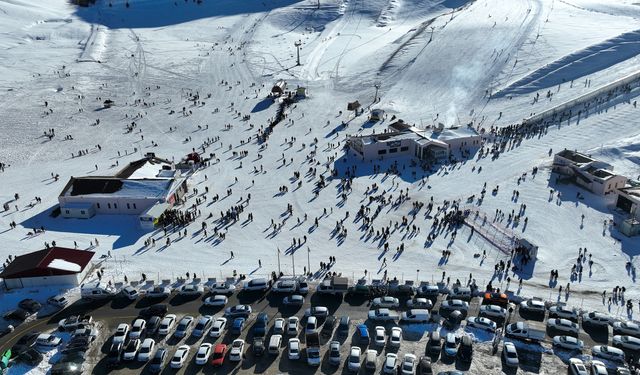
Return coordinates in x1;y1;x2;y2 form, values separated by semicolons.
58;155;190;220
0;247;95;289
552;149;627;195
346;120;482;162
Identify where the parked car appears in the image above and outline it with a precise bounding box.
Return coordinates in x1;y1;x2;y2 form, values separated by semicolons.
483;292;509;307
287;316;299;335
210;282;235;294
297;281;309;295
112;323;130;344
339;316;351;336
146;286;170;299
444;333;458;357
58;315;93;331
418;356;433;375
416;284;440;298
229;339;245;361
592;345;625;362
106;342;123;368
170;345;190;368
368;308;400;322
282;294;304;306
401;353;417;375
18;299;42;313
195;343;212;365
402;309;430;323
211;344;227;366
243;278;269;292
209;317;227;338
253;312;269;337
383;353;398;374
137;338;156;361
375;326;386;346
520;299;545;313
158;314;177;335
582;312;612;327
174;315;194;338
232;317;245;335
122;339;140;361
458;336;473;363
288;338;301;360
321;316;337;338
547;318;579;334
448;287;472;301
444;310;464;329
306;316;318;334
357;324;370;345
146;316;161;335
612;335;640;351
35;333;61;349
552;335;584;351
17;348;43;366
548;304;578;320
47;295;69;308
305;306;329;318
466;317;497;332
192;315;213;337
440;299;469;312
273;280;298;293
225;304;252;318
4;309;30;321
120;286;138;300
613;321;640;337
178;284;203;296
406;297;433;309
139;304;168;319
348;346;361;372
149;347;167;373
502;342;519;367
591;360;608;375
365;349;377;371
427;331;441;355
389;327;402;347
11;331;40;357
204;295;228;306
129;319;146;339
253;337;265;356
274;317;285;335
329;341;341;366
372;296;400;308
568;357;588;375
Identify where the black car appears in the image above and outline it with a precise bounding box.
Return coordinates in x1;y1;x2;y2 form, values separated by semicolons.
51;360;83;375
106;342;123;367
338;316;350;336
146;316;161;335
253;337;265;356
18;299;42;313
4;309;30;322
139;304;168;319
426;331;441;355
11;331;39;357
457;335;473;363
321;316;337;339
418;356;433;375
443;310;463;329
17;348;43;366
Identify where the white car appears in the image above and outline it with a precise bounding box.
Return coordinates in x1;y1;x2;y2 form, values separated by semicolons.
174;316;194;338
225;304;252;318
547;318;579;334
401;309;430;323
502;342;519;367
35;333;61;348
137;338;156;362
209;317;227;337
520;299;545;313
479;304;507;319
440;299;469;311
204;295;228;306
552;335;584;351
192;315;213;337
47;295;69;308
288;338;300;360
158;314;177;335
112;323;130;344
383;353;398;374
282;295;304;306
229;339;245;361
569;358;588;375
374;326;386;346
444;333;458;357
591;360;608;375
306;316;318;334
121;286;139;300
467;317;497;332
401;353;416;375
273;280;298;293
129;319;146;339
123;339;140;361
613;321;640;337
287;317;299;335
210;282;236;294
548;304;578;320
389;327;402;347
372;296;400;308
195;343;212;365
406;297;433;309
146;286;171;298
348;346;361;372
592;345;625;362
179;284;204;296
170;345;190;368
582;312;611;327
304;306;329;318
274;318;285;335
613;335;640;351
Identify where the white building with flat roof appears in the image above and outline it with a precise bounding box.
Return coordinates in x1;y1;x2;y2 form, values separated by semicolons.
552;149;627;196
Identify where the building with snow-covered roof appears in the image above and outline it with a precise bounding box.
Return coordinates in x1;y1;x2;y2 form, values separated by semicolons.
58;155;189;220
552;149;627;195
0;247;95;289
346;120;482;162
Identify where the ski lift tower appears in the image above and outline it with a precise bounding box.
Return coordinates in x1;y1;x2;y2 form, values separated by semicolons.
294;40;302;66
373;81;381;103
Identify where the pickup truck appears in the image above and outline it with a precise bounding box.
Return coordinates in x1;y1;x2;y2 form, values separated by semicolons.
306;332;321;366
368;308;399;322
505;322;545;342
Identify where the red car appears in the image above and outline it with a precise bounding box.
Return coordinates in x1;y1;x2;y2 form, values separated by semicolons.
211;343;227;366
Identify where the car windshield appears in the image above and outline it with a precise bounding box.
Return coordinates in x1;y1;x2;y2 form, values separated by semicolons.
350;355;358;363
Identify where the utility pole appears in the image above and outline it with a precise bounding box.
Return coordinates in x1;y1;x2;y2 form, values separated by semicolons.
292;251;296;277
307;247;311;277
294;40;302;66
416;269;420;282
277;248;281;275
429;26;435;42
317;0;320;9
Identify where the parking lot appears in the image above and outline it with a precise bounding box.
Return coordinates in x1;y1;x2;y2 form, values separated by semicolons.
0;281;634;375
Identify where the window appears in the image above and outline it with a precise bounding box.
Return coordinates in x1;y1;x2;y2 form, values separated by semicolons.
107;203;111;209
378;149;387;155
400;146;409;152
127;203;130;209
114;203;117;209
80;210;85;215
133;203;137;209
96;203;100;209
65;210;70;214
389;148;398;153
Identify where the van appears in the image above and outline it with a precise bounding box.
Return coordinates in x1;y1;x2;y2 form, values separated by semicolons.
365;349;377;371
449;287;472;301
244;278;269;292
81;282;117;300
268;334;282;355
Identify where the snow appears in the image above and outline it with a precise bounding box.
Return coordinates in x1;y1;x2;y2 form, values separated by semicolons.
47;258;82;272
0;0;639;357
